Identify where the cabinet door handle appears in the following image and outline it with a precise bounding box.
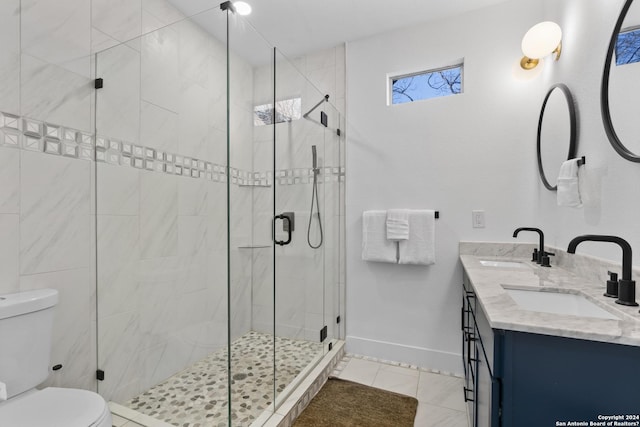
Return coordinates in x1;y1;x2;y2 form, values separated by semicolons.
463;387;474;402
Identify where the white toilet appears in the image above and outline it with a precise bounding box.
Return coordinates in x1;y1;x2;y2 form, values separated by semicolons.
0;289;112;427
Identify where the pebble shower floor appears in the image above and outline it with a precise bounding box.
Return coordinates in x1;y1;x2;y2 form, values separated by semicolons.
126;331;321;426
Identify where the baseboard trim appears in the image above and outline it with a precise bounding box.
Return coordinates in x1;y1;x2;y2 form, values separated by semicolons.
346;335;463;376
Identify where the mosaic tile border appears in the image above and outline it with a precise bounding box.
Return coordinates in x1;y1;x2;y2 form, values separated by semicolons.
0;111;345;187
343;353;463;379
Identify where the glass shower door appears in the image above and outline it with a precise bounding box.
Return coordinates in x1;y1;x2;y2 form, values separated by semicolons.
227;16;334;424
227;12;278;426
271;51;331;403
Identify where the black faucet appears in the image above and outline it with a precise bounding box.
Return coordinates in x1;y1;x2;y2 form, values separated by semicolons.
567;235;638;307
513;227;554;266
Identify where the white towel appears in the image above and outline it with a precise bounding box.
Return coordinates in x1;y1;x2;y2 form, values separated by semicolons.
386;209;410;240
362;211;398;263
557;159;582;207
398;210;435;265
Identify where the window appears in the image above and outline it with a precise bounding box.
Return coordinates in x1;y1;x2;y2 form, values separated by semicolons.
616;26;640;66
389;63;463;105
254;97;301;126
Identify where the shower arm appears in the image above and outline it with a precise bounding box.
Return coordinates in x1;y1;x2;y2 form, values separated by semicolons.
302;94;330;119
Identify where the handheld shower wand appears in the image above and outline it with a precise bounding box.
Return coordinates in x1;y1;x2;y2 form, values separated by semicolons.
312;145;318;171
307;145;323;249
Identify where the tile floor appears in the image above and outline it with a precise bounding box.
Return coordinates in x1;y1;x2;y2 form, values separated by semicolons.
113;352;468;427
112;414;146;427
332;355;469;427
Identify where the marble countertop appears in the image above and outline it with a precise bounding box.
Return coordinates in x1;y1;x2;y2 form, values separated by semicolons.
460;247;640;347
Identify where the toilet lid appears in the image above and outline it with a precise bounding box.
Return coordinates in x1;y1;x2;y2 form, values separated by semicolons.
0;387;108;427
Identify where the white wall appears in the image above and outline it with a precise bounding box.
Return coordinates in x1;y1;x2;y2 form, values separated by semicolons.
537;0;640;264
345;0;544;373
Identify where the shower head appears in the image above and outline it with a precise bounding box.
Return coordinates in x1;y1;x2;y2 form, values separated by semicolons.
303;94;330;120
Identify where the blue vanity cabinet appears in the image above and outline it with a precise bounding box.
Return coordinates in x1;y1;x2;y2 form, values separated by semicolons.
499;330;640;425
461;278;477;422
463;277;640;427
473;295;500;427
462;277;500;427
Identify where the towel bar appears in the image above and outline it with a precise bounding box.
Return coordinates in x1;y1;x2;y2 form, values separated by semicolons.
577;156;586;167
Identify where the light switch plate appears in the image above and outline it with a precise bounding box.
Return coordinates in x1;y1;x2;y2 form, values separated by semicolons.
472;210;485;228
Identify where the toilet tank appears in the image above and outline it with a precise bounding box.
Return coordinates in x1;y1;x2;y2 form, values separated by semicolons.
0;289;58;399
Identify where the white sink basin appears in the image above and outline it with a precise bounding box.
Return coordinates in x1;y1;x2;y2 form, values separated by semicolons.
479;260;528;269
504;287;619;320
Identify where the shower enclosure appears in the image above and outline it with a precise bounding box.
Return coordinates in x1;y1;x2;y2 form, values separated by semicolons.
93;4;344;426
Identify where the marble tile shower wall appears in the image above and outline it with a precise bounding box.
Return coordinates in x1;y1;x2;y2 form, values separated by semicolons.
0;0;346;410
0;0;96;395
96;10;258;403
0;0;258;404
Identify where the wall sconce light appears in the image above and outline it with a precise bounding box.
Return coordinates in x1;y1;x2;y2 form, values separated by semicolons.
520;21;562;70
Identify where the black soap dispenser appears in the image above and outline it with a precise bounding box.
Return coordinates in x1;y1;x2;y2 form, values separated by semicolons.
605;271;618;298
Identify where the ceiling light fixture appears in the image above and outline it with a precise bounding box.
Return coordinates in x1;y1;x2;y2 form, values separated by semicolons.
520;21;562;70
233;1;252;15
220;1;251;15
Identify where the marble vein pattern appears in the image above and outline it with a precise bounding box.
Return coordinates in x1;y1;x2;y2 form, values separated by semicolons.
140;101;179;154
0;0;20;115
126;331;321;427
95;43;141;144
20;151;91;275
459;242;640;347
91;0;142;44
21;54;92;132
459;241;537;258
141;25;179;113
141;0;185;34
97;215;140;318
0;147;20;213
96;163;140;215
91;27;121;54
140;171;178;259
0;214;20;293
20;0;91;76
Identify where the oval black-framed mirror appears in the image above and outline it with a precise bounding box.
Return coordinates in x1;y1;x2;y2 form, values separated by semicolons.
537;83;577;191
602;0;640;162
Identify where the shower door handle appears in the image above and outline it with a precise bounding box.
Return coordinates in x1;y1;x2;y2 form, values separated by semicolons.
274;214;292;246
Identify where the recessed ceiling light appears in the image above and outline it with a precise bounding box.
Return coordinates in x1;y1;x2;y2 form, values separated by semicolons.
234;1;252;15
